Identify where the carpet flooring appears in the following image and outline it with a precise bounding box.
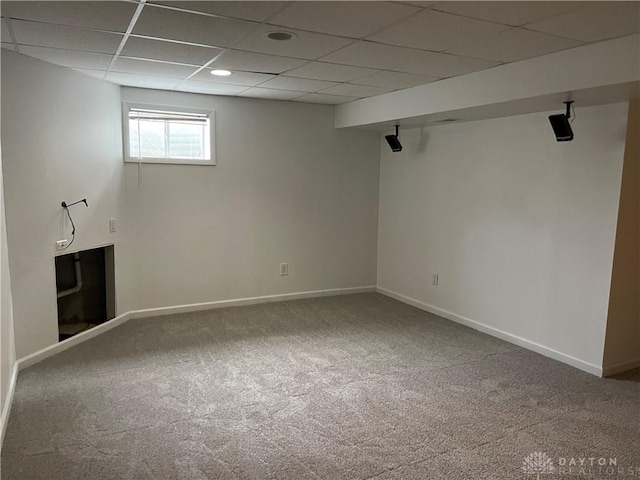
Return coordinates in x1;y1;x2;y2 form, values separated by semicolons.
2;293;639;479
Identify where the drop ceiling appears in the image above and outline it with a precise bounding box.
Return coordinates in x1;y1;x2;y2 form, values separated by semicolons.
1;1;639;105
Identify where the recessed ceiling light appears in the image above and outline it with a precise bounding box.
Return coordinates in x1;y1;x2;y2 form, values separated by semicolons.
266;31;296;41
211;69;232;77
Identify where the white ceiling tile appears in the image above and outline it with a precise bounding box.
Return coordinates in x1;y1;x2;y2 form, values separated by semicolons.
1;1;137;33
11;20;123;53
320;41;434;70
104;71;182;90
191;69;275;86
123;36;222;66
256;76;338;93
72;68;106;79
112;57;200;78
268;1;419;39
367;9;508;51
19;45;113;70
150;1;288;22
1;18;12;43
237;87;306;100
178;80;249;95
449;28;582;63
293;93;357;105
396;52;500;77
234;25;353;60
2;42;16;51
526;2;640;42
284;62;379;82
353;70;438;89
431;1;584;27
319;83;394;98
133;5;256;48
211;50;307;74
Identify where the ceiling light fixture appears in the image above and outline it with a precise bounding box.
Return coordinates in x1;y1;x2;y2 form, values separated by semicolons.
266;31;296;41
211;69;232;77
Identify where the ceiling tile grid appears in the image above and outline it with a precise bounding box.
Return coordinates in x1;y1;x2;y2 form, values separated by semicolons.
209;49;307;75
293;93;358;105
179;79;250;96
524;1;640;43
1;1;637;105
112;57;201;79
105;71;183;90
352;70;440;89
283;62;381;83
19;45;113;70
233;25;353;60
132;4;256;48
1;1;138;33
10;19;123;54
393;52;500;78
237;87;307;100
318;83;395;98
121;36;223;66
256;76;339;93
366;9;509;51
267;1;420;39
319;41;435;71
149;1;289;23
448;27;583;63
192;68;275;86
430;1;585;27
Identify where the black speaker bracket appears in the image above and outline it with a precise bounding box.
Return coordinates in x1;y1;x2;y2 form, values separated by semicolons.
564;101;574;119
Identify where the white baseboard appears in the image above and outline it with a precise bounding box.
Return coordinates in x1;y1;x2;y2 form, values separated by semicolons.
1;361;18;447
377;287;603;377
128;286;377;320
18;312;132;370
603;358;640;377
17;286;377;369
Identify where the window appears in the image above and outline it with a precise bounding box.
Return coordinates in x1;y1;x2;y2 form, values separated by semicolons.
123;102;215;165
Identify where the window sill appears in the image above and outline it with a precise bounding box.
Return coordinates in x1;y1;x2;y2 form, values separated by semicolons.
124;158;216;166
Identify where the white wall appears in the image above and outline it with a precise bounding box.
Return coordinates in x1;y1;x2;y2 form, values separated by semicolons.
603;100;640;374
1;53;380;359
377;103;628;373
1;51;124;359
1;141;16;446
120;88;379;310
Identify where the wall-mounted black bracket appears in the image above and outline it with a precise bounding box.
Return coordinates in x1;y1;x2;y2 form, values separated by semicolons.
61;199;88;209
564;101;574;119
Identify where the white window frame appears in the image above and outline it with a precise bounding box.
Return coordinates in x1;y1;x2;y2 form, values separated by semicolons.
122;101;216;166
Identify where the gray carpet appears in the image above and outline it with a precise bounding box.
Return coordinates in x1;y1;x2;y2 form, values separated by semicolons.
2;293;639;479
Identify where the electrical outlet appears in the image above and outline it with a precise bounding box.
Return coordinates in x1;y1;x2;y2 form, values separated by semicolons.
109;218;116;233
280;263;288;276
432;274;439;286
56;239;69;251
